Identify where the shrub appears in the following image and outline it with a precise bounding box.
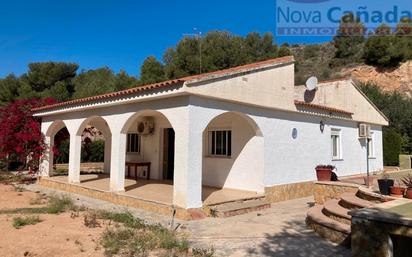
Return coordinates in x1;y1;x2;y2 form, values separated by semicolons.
94;210;145;229
12;215;41;229
83;211;100;228
192;248;216;257
46;194;74;214
81;139;104;163
98;210;193;256
29;194;48;205
383;127;402;166
54;138;70;164
0;98;57;172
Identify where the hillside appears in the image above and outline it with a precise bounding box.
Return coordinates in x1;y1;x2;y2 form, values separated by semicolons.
292;43;412;98
339;61;412;98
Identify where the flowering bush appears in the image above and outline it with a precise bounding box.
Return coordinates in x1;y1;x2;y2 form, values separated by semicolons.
0;98;57;172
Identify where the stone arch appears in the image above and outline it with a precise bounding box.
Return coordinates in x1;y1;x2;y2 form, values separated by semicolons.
202;111;265;193
46;120;67;137
76;116;112;137
121;110;174;134
121;109;175;181
41;120;69;176
75;116;112;175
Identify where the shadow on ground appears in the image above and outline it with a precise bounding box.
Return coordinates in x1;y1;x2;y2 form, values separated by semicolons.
246;219;350;257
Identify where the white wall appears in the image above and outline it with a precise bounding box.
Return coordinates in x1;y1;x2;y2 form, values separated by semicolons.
202;112;264;192
125;113;172;180
40;94;384;207
189;96;384;189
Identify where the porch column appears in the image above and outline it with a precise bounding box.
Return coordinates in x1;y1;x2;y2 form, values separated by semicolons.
39;135;54;177
173;116;203;209
109;131;126;191
68;133;81;183
103;135;111;173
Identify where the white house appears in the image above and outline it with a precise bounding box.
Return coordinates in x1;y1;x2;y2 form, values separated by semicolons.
33;56;388;212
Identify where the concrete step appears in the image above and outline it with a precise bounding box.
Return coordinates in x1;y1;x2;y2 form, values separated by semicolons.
323;199;351;225
306;205;351;246
211;199;271;218
339;192;374;209
356;186;395;202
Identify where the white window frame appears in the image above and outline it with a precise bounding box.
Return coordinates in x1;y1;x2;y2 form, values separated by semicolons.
126;133;140;153
368;132;375;158
331;128;342;160
207;129;232;158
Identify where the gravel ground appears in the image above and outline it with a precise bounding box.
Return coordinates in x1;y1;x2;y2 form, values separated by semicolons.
25;183;350;257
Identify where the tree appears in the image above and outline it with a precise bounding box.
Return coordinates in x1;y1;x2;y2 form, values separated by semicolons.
0;74;21;105
139;56;165;84
73;68;138;99
364;24;404;67
395;18;412;61
278;43;292;57
383;127;402;166
332;13;366;66
72;68;117;99
360;82;412;164
162;31;287;79
0;98;57;171
115;70;138;90
24;62;78;92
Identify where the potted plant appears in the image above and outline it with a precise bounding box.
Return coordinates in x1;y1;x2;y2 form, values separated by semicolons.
377;171;394;195
390;180;406;197
401;174;412;199
315;165;335;181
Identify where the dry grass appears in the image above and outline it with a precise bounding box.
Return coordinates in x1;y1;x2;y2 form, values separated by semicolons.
12;215;42;229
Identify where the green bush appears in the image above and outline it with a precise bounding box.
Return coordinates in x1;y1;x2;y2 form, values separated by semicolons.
97;210;197;257
46;194;74;214
81;139;104;163
55;139;70;164
12;215;42;229
383;127;402;166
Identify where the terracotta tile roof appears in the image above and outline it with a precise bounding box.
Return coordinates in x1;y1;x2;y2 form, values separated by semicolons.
181;55;294;81
32;79;184;112
294;100;353;115
32;56;294;113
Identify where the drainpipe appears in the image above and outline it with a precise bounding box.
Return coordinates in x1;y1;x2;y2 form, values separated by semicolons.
366;138;370;187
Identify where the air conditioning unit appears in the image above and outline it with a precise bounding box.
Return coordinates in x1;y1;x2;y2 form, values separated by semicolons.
359;123;371;138
137;117;155;135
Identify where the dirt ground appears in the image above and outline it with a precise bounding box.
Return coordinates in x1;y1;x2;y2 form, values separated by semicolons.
0;184;105;257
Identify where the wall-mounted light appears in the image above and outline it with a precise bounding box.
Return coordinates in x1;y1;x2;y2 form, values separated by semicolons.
320;121;325;133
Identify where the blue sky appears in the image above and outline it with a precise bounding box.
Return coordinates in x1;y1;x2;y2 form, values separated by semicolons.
0;0;336;78
6;1;411;78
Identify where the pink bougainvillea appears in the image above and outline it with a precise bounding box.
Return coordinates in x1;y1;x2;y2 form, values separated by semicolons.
0;98;57;172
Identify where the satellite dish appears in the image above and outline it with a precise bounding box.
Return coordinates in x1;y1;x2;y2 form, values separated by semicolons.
305;76;318;91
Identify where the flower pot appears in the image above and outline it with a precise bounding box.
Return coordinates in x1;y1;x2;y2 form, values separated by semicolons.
316;168;332;181
390;186;406;197
363;176;374;187
378;179;394;195
405;188;412;199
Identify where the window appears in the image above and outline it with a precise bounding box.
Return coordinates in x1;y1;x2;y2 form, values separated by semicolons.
208;130;232;157
368;132;375;158
127;133;140;153
331;129;342;160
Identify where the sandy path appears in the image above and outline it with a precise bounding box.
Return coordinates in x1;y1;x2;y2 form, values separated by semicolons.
0;184;106;257
0;184;44;209
0;213;106;257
